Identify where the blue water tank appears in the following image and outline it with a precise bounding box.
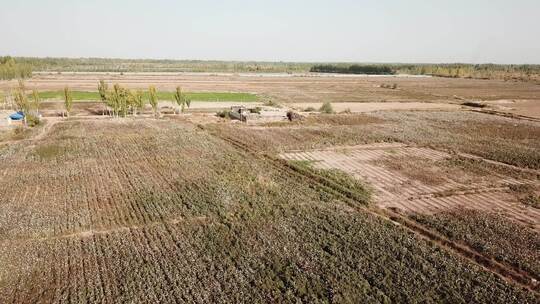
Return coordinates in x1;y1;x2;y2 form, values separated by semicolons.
9;112;24;120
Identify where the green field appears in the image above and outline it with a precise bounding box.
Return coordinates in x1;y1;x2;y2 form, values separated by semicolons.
34;91;258;102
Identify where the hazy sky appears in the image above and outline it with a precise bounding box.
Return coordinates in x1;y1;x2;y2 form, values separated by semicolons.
1;0;539;63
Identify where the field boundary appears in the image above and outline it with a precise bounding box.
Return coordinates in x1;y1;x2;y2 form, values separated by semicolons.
468;108;540;123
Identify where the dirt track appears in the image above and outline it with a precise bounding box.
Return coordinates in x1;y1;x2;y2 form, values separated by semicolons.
291;101;461;112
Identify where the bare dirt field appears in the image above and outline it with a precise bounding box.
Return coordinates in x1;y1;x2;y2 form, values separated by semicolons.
1;73;538;103
280;143;539;231
290;101;461;112
2;72;539;118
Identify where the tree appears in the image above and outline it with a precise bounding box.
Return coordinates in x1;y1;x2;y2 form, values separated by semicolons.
32;89;41;115
63;86;73;117
108;84;121;118
3;90;14;110
148;86;159;117
173;86;191;114
0;91;5;110
12;80;30;125
129;90;145;116
13;88;30;125
115;84;129;117
98;80;109;116
319;101;334;114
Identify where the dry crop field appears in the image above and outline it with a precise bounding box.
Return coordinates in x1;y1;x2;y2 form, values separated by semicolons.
0;113;538;303
211;109;540;289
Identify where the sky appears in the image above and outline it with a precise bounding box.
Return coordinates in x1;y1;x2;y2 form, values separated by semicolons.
1;0;539;64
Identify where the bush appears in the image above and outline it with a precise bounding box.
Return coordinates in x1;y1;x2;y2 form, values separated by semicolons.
303;106;317;112
461;102;486;108
319;102;334;114
286;111;303;122
26;114;41;127
263;99;280;107
216;110;231;119
249;107;262;114
381;83;398;89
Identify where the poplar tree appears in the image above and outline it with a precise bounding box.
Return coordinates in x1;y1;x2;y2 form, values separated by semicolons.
63;86;73;117
173;86;192;114
98;80;109;115
148;86;159;117
32;89;41;115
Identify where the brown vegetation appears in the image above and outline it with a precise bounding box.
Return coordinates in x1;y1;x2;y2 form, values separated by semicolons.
0;118;537;302
412;209;540;278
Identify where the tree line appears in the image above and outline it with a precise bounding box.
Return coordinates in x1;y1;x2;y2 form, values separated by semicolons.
397;64;540;81
310;63;540;81
2;80;191;127
0;56;32;80
97;81;191;118
4;55;539;82
310;64;395;75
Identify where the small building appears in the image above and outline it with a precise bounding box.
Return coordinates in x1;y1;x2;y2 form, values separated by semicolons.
228;105;290;124
229;106;249;122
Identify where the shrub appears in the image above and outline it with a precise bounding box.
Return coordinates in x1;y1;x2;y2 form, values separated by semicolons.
26;114;41;127
216;109;231;119
249;107;262;114
286;111;303;122
381;83;398;89
319;102;334;114
263;99;280;107
461;102;486;108
303;106;317;112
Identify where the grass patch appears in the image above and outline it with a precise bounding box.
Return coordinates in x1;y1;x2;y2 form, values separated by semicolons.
289;160;371;205
33;144;64;160
36;91;258;102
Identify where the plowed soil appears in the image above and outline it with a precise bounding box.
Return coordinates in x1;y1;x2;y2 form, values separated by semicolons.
280;144;539;231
